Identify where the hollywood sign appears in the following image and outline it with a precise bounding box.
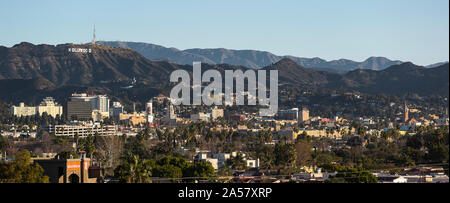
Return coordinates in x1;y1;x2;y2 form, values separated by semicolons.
68;48;92;53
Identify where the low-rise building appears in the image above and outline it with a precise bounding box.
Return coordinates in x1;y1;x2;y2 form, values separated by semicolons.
119;112;147;126
211;152;259;169
33;155;100;183
230;114;246;121
279;128;343;141
195;152;219;170
209;107;224;120
46;122;116;137
92;110;109;122
246;159;260;169
191;112;210;122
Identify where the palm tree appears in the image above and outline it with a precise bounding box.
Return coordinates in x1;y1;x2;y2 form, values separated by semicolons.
227;153;247;171
74;133;80;149
115;154;152;183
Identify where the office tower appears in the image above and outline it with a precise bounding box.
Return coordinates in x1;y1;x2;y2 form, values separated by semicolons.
146;100;153;116
277;108;299;120
110;102;124;120
146;100;154;123
66;98;93;120
404;102;409;122
65;93;94;120
92;95;110;116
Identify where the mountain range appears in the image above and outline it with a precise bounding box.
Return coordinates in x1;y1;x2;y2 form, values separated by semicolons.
97;41;408;73
0;42;448;105
426;61;450;68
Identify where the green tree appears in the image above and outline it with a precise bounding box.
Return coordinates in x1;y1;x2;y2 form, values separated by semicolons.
185;161;215;177
256;145;275;169
156;156;190;172
428;144;449;163
314;151;337;167
153;164;183;179
0;136;9;151
55;151;79;159
327;167;378;183
274;143;296;167
295;140;312;167
78;135;96;158
226;153;247;170
0;150;49;183
114;154;153;183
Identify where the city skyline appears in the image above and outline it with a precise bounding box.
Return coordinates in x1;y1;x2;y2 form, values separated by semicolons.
1;0;450;194
0;0;448;66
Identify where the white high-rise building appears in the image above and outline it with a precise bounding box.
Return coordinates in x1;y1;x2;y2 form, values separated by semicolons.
37;97;63;117
146;100;154;123
92;95;110;115
167;103;176;119
10;103;36;117
146;100;153;116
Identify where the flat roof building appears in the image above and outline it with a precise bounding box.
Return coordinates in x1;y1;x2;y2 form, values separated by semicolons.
65;93;110;121
46;122;116;137
37;97;63;118
277;108;299;120
34;156;100;183
66;98;93;121
10;102;36;117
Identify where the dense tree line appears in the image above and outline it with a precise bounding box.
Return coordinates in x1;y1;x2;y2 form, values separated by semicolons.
0;150;49;183
114;154;215;183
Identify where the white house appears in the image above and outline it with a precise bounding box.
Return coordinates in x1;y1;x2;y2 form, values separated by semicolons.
393;176;408;183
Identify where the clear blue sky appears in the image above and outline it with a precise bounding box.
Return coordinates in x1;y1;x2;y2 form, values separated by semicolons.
0;0;448;65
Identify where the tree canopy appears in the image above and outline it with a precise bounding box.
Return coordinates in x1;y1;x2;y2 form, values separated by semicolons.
0;150;49;183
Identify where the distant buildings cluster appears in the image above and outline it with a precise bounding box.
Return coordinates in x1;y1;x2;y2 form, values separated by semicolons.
10;97;63;118
277;107;309;122
66;93;110;121
190;107;224;122
194;150;260;170
8;92;448;144
8;93;229;136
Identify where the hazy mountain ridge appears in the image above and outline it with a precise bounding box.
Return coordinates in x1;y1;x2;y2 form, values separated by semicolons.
426;61;449;68
97;41;405;73
262;58;343;88
264;58;449;96
0;42;448;104
345;62;449;96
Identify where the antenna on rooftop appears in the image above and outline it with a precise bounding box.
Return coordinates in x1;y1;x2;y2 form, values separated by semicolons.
92;25;96;46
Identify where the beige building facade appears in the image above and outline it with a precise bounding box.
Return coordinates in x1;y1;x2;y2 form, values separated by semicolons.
10;103;36;117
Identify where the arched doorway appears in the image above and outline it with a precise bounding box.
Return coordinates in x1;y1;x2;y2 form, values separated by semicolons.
68;174;80;183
